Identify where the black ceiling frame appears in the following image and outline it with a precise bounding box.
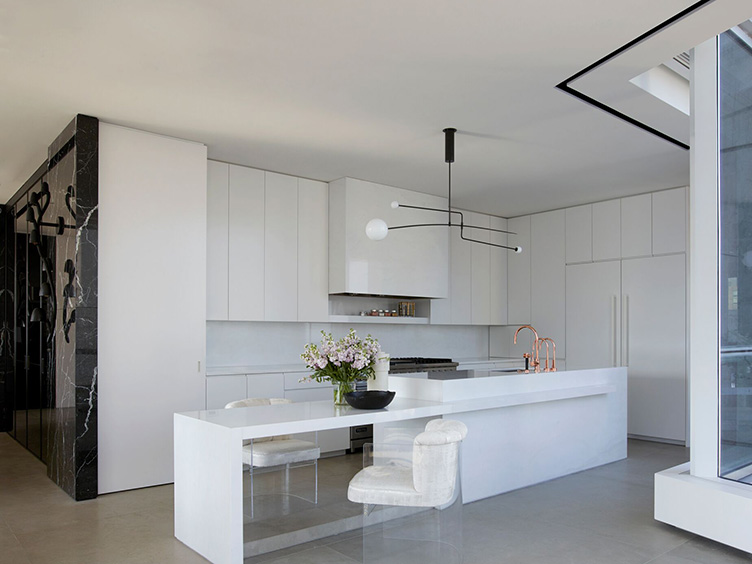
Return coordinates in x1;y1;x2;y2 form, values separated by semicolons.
555;0;718;151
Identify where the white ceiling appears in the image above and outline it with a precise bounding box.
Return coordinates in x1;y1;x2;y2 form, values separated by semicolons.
1;0;751;216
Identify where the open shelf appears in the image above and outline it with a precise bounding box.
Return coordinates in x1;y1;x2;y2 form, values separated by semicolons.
328;315;429;325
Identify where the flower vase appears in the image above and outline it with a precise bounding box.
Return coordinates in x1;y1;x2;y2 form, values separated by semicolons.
334;382;353;406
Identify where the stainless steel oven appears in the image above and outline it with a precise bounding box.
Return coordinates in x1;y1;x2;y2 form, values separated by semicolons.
349;424;373;452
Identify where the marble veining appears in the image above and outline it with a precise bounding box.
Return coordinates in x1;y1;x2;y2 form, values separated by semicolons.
5;114;99;500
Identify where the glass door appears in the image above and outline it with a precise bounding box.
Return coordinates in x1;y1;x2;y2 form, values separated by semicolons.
719;20;752;482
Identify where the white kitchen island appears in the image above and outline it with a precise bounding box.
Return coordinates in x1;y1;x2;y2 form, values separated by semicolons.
174;367;626;564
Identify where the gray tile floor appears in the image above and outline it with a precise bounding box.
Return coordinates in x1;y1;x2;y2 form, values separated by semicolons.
1;433;751;563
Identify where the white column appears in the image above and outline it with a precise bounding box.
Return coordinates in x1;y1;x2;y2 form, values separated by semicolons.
688;37;719;478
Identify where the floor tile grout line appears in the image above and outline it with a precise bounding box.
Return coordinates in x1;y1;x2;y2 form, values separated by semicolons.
640;536;697;564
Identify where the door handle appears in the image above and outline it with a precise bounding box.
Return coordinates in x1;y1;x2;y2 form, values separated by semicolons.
623;294;630;367
612;295;617;367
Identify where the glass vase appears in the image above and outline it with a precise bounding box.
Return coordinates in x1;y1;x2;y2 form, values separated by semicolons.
333;381;353;406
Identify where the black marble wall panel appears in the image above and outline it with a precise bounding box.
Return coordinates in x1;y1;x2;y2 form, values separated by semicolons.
6;114;99;500
44;114;98;501
0;206;13;432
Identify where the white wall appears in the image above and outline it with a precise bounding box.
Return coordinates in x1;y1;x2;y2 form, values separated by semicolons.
98;124;207;493
206;321;489;367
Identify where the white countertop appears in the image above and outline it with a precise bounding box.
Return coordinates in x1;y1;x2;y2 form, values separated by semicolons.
206;357;524;377
179;368;622;439
176;397;446;438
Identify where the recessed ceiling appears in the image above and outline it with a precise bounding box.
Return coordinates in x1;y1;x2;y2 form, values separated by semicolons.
1;1;751;216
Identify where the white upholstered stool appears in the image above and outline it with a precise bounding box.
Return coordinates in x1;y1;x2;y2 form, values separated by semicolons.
225;398;320;519
347;419;467;564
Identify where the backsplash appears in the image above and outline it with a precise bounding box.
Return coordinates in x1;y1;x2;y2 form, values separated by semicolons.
206;321;490;366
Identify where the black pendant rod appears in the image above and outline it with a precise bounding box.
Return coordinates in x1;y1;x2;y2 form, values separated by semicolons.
389;220;516;235
444;127;456;227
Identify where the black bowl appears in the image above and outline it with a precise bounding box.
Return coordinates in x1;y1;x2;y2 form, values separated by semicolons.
344;390;396;410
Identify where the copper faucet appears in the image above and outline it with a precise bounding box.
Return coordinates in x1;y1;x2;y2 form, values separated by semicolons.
514;325;540;373
539;338;557;372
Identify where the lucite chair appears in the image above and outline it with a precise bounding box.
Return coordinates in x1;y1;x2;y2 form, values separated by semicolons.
348;419;467;564
225;398;320;518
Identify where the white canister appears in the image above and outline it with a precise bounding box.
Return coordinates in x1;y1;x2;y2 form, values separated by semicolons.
368;352;390;391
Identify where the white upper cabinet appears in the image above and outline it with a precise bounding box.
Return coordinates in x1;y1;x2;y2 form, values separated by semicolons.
450;210;473;324
489;216;508;326
531;210;566;353
620;194;652;259
228;165;265;320
652;187;687;255
565;205;592;264
297;179;329;322
207;161;229;320
592;199;621;261
507;215;531;324
469;212;491;325
264;172;298;322
328;178;449;298
207;161;329;323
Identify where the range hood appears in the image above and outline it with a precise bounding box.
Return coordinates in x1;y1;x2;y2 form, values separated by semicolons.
328;177;449;299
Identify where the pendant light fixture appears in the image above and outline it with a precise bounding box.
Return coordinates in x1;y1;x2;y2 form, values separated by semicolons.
365;128;522;253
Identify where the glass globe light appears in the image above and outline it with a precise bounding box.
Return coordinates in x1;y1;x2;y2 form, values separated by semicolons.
365;218;389;241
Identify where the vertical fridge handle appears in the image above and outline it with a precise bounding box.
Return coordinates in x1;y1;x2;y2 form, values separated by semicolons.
612;295;618;367
623;294;630;366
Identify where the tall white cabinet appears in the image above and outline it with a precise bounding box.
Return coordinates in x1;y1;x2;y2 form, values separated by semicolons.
622;255;686;442
564;187;687;443
99;124;207;493
566;261;621;371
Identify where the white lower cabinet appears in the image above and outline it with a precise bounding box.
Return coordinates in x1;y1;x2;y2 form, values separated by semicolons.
566;261;621;370
622;254;686;443
247;373;285;399
206;373;285;409
206;375;247;409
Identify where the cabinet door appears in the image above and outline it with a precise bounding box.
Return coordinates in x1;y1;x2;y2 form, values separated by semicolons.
207;161;229;320
469;212;491;325
507;216;531;324
531;210;566;352
284;372;334;390
592;200;621;261
565;205;592;264
265;172;298;321
622;254;686;442
284;388;334;402
489;216;508;325
621;194;652;259
206;375;247;409
652;187;686;255
246;373;284;399
450;209;473;325
297;179;329;322
228;165;265;320
430;297;452;325
565;262;621;370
